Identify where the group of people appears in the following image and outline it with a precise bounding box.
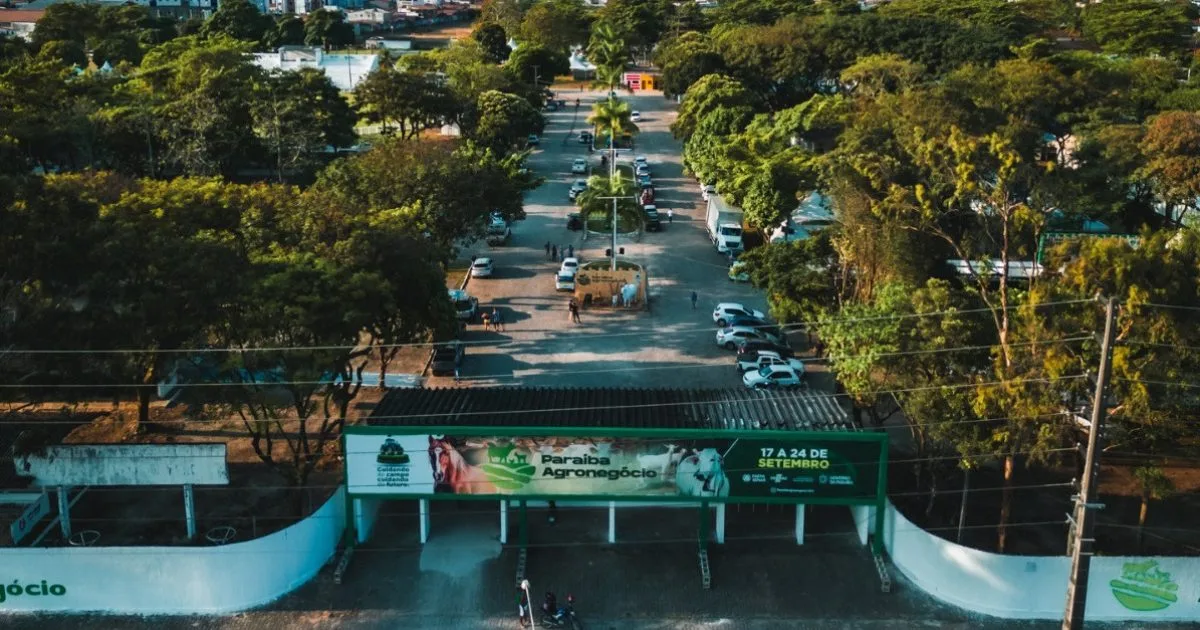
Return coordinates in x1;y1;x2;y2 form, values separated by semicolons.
480;307;504;332
517;586;570;628
545;242;574;261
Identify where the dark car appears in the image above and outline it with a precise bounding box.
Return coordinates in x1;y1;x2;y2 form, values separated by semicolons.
579;131;593;144
727;315;784;340
644;206;661;232
566;213;583;231
737;340;795;359
430;342;464;377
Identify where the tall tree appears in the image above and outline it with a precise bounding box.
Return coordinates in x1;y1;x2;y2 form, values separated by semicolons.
473;22;511;64
1139;111;1200;225
304;9;355;50
251;68;357;182
1081;0;1191;58
468;89;544;155
354;65;459;139
518;0;590;53
200;0;272;46
480;0;528;36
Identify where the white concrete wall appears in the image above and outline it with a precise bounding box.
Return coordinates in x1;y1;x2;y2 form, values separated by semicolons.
0;489;345;614
353;496;383;544
882;500;1200;622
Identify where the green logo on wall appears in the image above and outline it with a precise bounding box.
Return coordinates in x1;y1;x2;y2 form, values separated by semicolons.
1110;560;1179;611
479;442;535;490
376;437;410;465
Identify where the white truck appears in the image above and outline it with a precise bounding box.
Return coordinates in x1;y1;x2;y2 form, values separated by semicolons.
705;193;745;255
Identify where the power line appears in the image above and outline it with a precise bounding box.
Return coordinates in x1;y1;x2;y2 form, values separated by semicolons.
0;298;1096;355
0;375;1088;423
0;336;1091;389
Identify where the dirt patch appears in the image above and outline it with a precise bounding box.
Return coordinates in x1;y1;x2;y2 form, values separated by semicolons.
889;454;1200;556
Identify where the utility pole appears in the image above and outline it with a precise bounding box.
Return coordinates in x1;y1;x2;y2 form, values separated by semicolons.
532;66;541;92
1062;296;1117;630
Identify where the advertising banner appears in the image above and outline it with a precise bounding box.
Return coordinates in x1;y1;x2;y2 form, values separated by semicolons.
345;433;881;502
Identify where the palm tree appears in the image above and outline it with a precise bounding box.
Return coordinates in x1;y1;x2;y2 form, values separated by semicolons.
587;96;639;160
587;23;629;94
576;171;644;238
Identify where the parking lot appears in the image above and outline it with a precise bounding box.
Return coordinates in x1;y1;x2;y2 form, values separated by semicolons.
437;89;802;390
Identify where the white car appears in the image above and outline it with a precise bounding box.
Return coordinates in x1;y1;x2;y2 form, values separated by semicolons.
571;158;588;174
631;111;641;122
555;271;576;292
635;164;650;178
736;350;806;375
569;179;588;201
742;364;804;390
634;156;648;167
712;302;766;327
560;257;580;275
470;257;494;278
716;325;775;350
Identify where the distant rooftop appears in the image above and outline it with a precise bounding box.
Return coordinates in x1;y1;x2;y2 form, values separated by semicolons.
251;46;380;92
367;387;856;432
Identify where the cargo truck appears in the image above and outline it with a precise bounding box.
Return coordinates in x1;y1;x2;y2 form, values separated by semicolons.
705;193;745;255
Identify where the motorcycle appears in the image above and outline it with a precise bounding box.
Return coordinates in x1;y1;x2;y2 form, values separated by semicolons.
541;594;583;630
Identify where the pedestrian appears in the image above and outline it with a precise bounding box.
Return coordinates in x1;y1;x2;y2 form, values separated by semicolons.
551;244;557;261
567;300;575;323
481;312;490;331
690;290;698;310
667;209;674;223
517;584;531;627
492;308;504;332
545;241;551;259
567;244;573;258
573;301;581;322
559;246;566;262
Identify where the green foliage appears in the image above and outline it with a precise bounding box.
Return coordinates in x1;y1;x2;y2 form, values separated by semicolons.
480;0;529;36
1139;111;1200;224
518;0;590;53
251;69;357;182
1081;0;1191;58
473;22;511;63
200;0;272;46
354;64;459;139
672;74;758;140
595;0;666;51
468;89;544;155
303;9;355;50
738;233;838;324
506;44;570;84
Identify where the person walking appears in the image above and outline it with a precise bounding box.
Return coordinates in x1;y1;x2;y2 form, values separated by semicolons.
545;241;551;259
551;244;558;261
480;311;491;331
690;290;698;310
567;300;576;323
571;300;581;323
492;308;504;332
559;246;566;262
667;209;674;224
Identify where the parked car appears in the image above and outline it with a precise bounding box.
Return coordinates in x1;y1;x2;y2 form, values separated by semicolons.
631;111;641;122
448;289;479;321
712;302;766;327
568;179;588;201
634;156;648;167
571;158;588;174
555;271;576;292
635;164;651;178
430;342;464;377
579;131;593;144
643;204;661;232
742;364;804;390
728;261;750;282
486;227;511;246
527;134;540;146
737;340;795;359
639;188;655;205
560;257;580;275
736;350;806;375
701;184;716;201
638;174;652;188
725;315;784;339
715;325;775;350
470;257;494;278
566;213;583;231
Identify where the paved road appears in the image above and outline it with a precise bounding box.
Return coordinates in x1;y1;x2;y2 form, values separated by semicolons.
435;89;768;390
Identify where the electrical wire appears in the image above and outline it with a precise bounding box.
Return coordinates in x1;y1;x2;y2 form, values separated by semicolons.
0;375;1088;423
0;335;1091;389
0;298;1097;355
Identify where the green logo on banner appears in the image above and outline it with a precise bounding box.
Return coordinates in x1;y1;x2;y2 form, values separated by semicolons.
479;442;535;490
1110;560;1179;611
376;437;410;465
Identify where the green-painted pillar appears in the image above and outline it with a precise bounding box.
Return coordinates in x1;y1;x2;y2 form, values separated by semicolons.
698;501;709;549
519;500;529;549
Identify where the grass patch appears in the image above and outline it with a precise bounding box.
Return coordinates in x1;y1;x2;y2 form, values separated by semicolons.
586;213;641;234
